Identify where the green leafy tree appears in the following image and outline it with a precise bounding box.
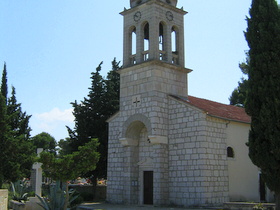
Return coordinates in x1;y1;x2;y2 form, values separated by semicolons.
58;138;72;156
245;0;280;207
31;132;56;153
66;58;121;178
38;139;100;210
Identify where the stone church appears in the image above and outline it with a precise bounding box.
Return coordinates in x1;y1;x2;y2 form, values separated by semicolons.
107;0;272;207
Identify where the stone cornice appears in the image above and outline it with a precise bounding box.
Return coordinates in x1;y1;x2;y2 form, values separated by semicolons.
119;60;192;74
120;0;187;16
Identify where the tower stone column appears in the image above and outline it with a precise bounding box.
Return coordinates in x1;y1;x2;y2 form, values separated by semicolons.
152;143;169;205
123;145;139;204
165;26;172;63
148;17;160;61
136;24;144;64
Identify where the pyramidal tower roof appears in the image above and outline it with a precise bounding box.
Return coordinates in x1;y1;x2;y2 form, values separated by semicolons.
130;0;177;8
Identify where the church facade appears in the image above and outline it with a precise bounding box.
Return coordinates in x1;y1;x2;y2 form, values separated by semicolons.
106;0;270;207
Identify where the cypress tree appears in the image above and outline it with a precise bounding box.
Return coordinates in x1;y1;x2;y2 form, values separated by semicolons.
104;58;120;114
0;64;35;186
7;86;32;140
245;0;280;207
7;87;34;178
229;60;249;107
0;93;21;186
66;59;121;178
96;58;121;178
83;61;106;142
1;62;8;103
68;62;105;152
0;93;10;187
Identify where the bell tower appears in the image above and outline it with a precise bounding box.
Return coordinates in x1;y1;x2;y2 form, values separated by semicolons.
122;0;187;67
107;0;192;206
119;0;191;102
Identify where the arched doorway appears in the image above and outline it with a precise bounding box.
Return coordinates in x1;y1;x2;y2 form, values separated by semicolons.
122;117;154;205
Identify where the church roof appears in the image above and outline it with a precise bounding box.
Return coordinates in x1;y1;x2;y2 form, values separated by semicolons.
170;95;251;124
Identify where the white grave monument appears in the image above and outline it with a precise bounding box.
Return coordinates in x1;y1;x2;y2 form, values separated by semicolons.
25;148;44;210
32;148;43;197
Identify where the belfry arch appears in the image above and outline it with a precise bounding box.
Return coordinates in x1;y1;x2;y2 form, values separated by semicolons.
171;25;180;64
141;21;150;62
129;26;137;65
159;21;168;61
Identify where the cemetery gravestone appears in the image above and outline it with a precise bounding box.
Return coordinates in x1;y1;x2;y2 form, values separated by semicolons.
32;148;43;197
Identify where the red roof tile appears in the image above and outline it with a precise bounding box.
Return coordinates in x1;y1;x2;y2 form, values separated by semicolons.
170;95;251;124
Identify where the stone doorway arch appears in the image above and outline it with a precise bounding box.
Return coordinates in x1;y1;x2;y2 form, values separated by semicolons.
120;114;155;205
120;114;169;205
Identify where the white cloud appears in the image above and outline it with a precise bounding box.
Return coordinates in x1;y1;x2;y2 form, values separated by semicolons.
30;108;75;140
36;108;74;123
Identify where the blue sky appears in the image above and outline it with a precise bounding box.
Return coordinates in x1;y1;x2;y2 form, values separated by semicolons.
1;0;255;140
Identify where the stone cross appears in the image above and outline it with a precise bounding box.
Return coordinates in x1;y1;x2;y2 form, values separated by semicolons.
133;97;141;107
32;148;43;197
132;95;141;108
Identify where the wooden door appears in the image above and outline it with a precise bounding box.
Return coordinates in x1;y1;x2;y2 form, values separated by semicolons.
143;171;153;205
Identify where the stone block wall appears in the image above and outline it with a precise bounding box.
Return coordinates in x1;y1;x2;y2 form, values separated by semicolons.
0;189;8;210
204;117;229;204
119;62;188;101
118;61;189;138
168;97;207;206
152;143;169;205
107;116;125;204
168;97;229;207
107;96;230;206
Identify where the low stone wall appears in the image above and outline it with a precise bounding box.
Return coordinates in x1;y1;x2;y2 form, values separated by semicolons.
69;185;95;194
8;186;107;210
69;185;106;201
224;202;275;210
95;186;106;201
10;198;44;210
0;190;8;210
9;200;25;210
